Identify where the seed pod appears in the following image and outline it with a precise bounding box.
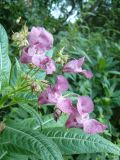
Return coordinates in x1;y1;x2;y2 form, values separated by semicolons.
54;108;62;121
0;122;5;134
31;82;41;92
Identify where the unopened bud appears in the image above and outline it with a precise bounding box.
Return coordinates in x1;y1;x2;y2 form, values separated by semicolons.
12;25;28;48
55;47;69;66
16;16;21;24
31;82;41;92
54;108;62;121
0;122;5;134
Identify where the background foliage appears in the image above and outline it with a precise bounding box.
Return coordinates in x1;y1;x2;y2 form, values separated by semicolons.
0;0;120;159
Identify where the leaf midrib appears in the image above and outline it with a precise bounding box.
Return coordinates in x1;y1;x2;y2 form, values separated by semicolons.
6;126;57;159
44;132;120;153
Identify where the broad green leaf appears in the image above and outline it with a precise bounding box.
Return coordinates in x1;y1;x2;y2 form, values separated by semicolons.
0;150;7;160
20;104;42;129
10;58;22;87
108;71;120;75
2;154;28;160
0;142;36;160
42;114;68;128
42;128;120;155
0;126;63;160
0;24;11;89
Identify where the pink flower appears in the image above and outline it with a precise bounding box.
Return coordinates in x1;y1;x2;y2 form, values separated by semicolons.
39;57;56;75
53;75;69;93
63;57;93;79
28;27;53;52
57;97;74;114
38;76;73;114
66;96;107;134
20;45;56;74
20;45;36;64
83;119;107;134
38;86;59;105
77;96;94;115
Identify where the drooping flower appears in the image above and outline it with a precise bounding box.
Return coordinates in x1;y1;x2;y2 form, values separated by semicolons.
66;96;107;134
53;75;69;93
77;96;94;115
28;27;53;52
20;45;56;74
63;57;93;79
20;45;36;64
83;119;107;134
38;75;73;114
20;26;56;74
39;57;56;75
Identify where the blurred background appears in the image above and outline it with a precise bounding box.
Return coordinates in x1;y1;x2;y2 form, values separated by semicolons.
0;0;120;159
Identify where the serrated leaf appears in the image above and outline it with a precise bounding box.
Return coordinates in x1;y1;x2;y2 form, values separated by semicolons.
42;114;68;128
0;126;63;160
0;150;7;160
9;58;22;87
20;104;42;129
0;24;11;89
42;128;120;155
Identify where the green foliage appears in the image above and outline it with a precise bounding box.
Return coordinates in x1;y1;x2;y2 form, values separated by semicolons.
0;24;11;89
0;1;120;159
42;127;120;155
0;126;63;160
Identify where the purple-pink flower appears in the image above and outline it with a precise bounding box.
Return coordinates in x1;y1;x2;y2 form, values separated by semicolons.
63;57;93;79
20;26;107;135
38;75;73;114
20;27;56;74
28;27;53;52
65;96;107;134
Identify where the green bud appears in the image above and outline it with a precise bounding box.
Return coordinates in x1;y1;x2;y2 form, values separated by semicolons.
55;47;69;66
12;24;28;48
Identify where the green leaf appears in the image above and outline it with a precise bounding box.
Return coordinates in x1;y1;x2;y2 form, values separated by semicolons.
0;24;11;89
0;142;35;160
20;104;42;129
10;58;22;87
0;151;7;160
42;114;68;128
42;128;120;155
0;126;63;160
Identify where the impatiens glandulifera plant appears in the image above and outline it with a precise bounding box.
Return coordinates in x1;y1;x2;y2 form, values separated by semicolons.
0;24;120;160
21;26;105;134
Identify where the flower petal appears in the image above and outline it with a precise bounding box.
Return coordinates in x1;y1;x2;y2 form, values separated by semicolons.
38;86;60;105
77;96;94;115
38;87;50;105
20;46;35;64
54;75;69;93
76;113;89;126
63;57;85;73
81;70;93;79
83;119;107;134
65;114;78;128
28;27;53;51
43;58;56;75
57;97;74;114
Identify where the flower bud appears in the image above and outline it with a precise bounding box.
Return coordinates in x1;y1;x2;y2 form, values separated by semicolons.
12;25;28;48
0;122;5;134
55;47;69;66
54;108;62;121
31;82;41;92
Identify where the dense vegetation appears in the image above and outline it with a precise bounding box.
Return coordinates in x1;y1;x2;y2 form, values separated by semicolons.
0;0;120;159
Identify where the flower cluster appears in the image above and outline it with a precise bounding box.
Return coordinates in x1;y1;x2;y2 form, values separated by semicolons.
20;26;107;134
39;75;107;134
20;27;56;74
